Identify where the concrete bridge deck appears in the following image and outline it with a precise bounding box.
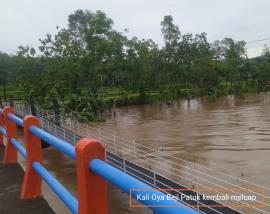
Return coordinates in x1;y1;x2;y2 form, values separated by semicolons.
0;145;54;214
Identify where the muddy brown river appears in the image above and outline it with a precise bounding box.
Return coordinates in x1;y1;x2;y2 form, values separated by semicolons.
19;92;270;213
103;93;270;181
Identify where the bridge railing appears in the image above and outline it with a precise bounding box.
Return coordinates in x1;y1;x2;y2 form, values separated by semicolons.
10;100;270;214
0;106;198;214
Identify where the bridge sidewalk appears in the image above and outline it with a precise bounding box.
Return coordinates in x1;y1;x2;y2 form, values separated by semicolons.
0;145;55;214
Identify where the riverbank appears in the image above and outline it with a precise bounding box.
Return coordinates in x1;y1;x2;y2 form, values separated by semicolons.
104;83;260;106
0;82;263;122
81;83;261;121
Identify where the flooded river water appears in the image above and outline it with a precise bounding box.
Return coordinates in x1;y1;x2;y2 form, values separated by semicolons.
20;92;270;213
103;93;270;182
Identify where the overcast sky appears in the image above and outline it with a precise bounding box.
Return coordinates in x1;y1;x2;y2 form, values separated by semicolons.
1;0;270;57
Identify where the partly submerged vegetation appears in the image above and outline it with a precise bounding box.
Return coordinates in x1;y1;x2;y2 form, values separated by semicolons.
0;10;270;120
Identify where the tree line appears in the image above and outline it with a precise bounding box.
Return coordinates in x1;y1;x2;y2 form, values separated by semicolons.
0;10;270;120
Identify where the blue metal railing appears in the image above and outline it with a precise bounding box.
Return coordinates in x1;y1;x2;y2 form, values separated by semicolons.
8;113;24;127
29;126;76;159
10;138;27;159
0;108;199;214
0;126;7;136
90;159;198;214
32;161;78;213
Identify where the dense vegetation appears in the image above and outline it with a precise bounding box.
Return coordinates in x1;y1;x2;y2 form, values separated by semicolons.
0;10;270;120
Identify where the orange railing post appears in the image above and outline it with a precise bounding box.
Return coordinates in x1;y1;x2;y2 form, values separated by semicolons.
3;106;18;163
21;115;42;199
76;138;108;214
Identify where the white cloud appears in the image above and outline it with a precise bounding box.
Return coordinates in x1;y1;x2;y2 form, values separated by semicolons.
0;0;270;57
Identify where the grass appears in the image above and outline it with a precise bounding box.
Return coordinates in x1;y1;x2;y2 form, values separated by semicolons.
0;82;261;105
0;84;26;100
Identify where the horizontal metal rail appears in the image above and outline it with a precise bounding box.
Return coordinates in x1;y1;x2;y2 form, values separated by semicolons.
0;127;7;136
32;161;78;214
10;138;26;159
90;159;198;214
29;126;75;160
7;113;24;127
